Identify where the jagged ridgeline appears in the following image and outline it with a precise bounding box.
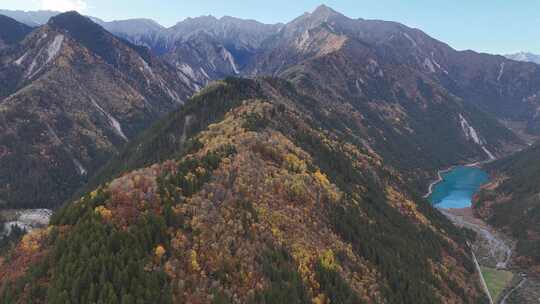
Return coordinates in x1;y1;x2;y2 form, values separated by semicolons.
0;78;488;303
0;12;196;210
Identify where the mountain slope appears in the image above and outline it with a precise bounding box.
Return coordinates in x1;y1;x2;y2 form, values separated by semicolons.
239;6;540;136
0;12;196;209
476;144;540;273
233;6;521;189
6;7;540;136
82;8;525;199
0;15;33;48
158;16;283;87
0;78;488;303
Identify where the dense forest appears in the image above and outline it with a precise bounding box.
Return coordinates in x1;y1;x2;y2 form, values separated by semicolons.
0;78;487;303
478;143;540;267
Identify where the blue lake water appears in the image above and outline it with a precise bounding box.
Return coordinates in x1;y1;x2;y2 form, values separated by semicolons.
428;166;489;209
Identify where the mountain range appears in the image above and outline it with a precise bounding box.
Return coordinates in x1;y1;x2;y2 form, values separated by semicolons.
506;52;540;65
0;12;198;209
0;5;540;303
0;14;33;48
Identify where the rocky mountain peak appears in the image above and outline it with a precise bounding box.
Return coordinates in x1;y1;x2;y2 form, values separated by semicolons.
48;11;154;67
311;4;343;20
282;5;349;39
47;11;109;40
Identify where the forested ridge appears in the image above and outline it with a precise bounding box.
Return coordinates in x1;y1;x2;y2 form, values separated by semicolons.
476;144;540;272
0;78;487;303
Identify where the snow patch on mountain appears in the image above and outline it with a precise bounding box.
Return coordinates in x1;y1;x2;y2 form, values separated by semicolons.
430;52;448;74
497;62;505;82
26;34;64;78
138;58;183;104
459;114;481;144
482;146;496;161
355;79;363;93
176;72;192;88
44;122;62;145
297;30;311;49
199;67;210;79
424;58;436;73
46;34;64;64
14;52;27;65
222;48;239;74
38;32;48;43
72;157;87;176
178;63;196;79
90;97;128;141
140;58;155;78
367;59;384;77
459;114;495;160
402;32;417;47
25;56;40;78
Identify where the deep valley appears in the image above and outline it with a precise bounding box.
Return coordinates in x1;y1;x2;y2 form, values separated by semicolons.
0;4;539;304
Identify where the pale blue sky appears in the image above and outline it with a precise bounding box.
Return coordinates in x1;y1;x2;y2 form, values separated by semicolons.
3;0;539;54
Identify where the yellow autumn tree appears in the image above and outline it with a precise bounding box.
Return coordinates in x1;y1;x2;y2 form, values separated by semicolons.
320;249;337;271
312;293;329;304
313;170;341;203
94;206;112;221
313;170;330;186
284;153;307;173
155;245;166;260
20;229;46;253
190;249;201;272
289;176;307;201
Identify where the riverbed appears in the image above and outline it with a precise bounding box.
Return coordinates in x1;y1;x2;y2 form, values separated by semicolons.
0;209;52;236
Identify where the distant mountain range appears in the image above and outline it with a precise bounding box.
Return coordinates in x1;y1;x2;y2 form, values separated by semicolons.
0;9;58;26
0;14;33;48
506;51;540;64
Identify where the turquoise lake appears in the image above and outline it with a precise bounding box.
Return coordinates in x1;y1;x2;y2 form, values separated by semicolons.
428;166;489;209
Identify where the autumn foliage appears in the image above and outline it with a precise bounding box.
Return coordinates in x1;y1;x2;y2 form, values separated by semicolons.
0;87;485;303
